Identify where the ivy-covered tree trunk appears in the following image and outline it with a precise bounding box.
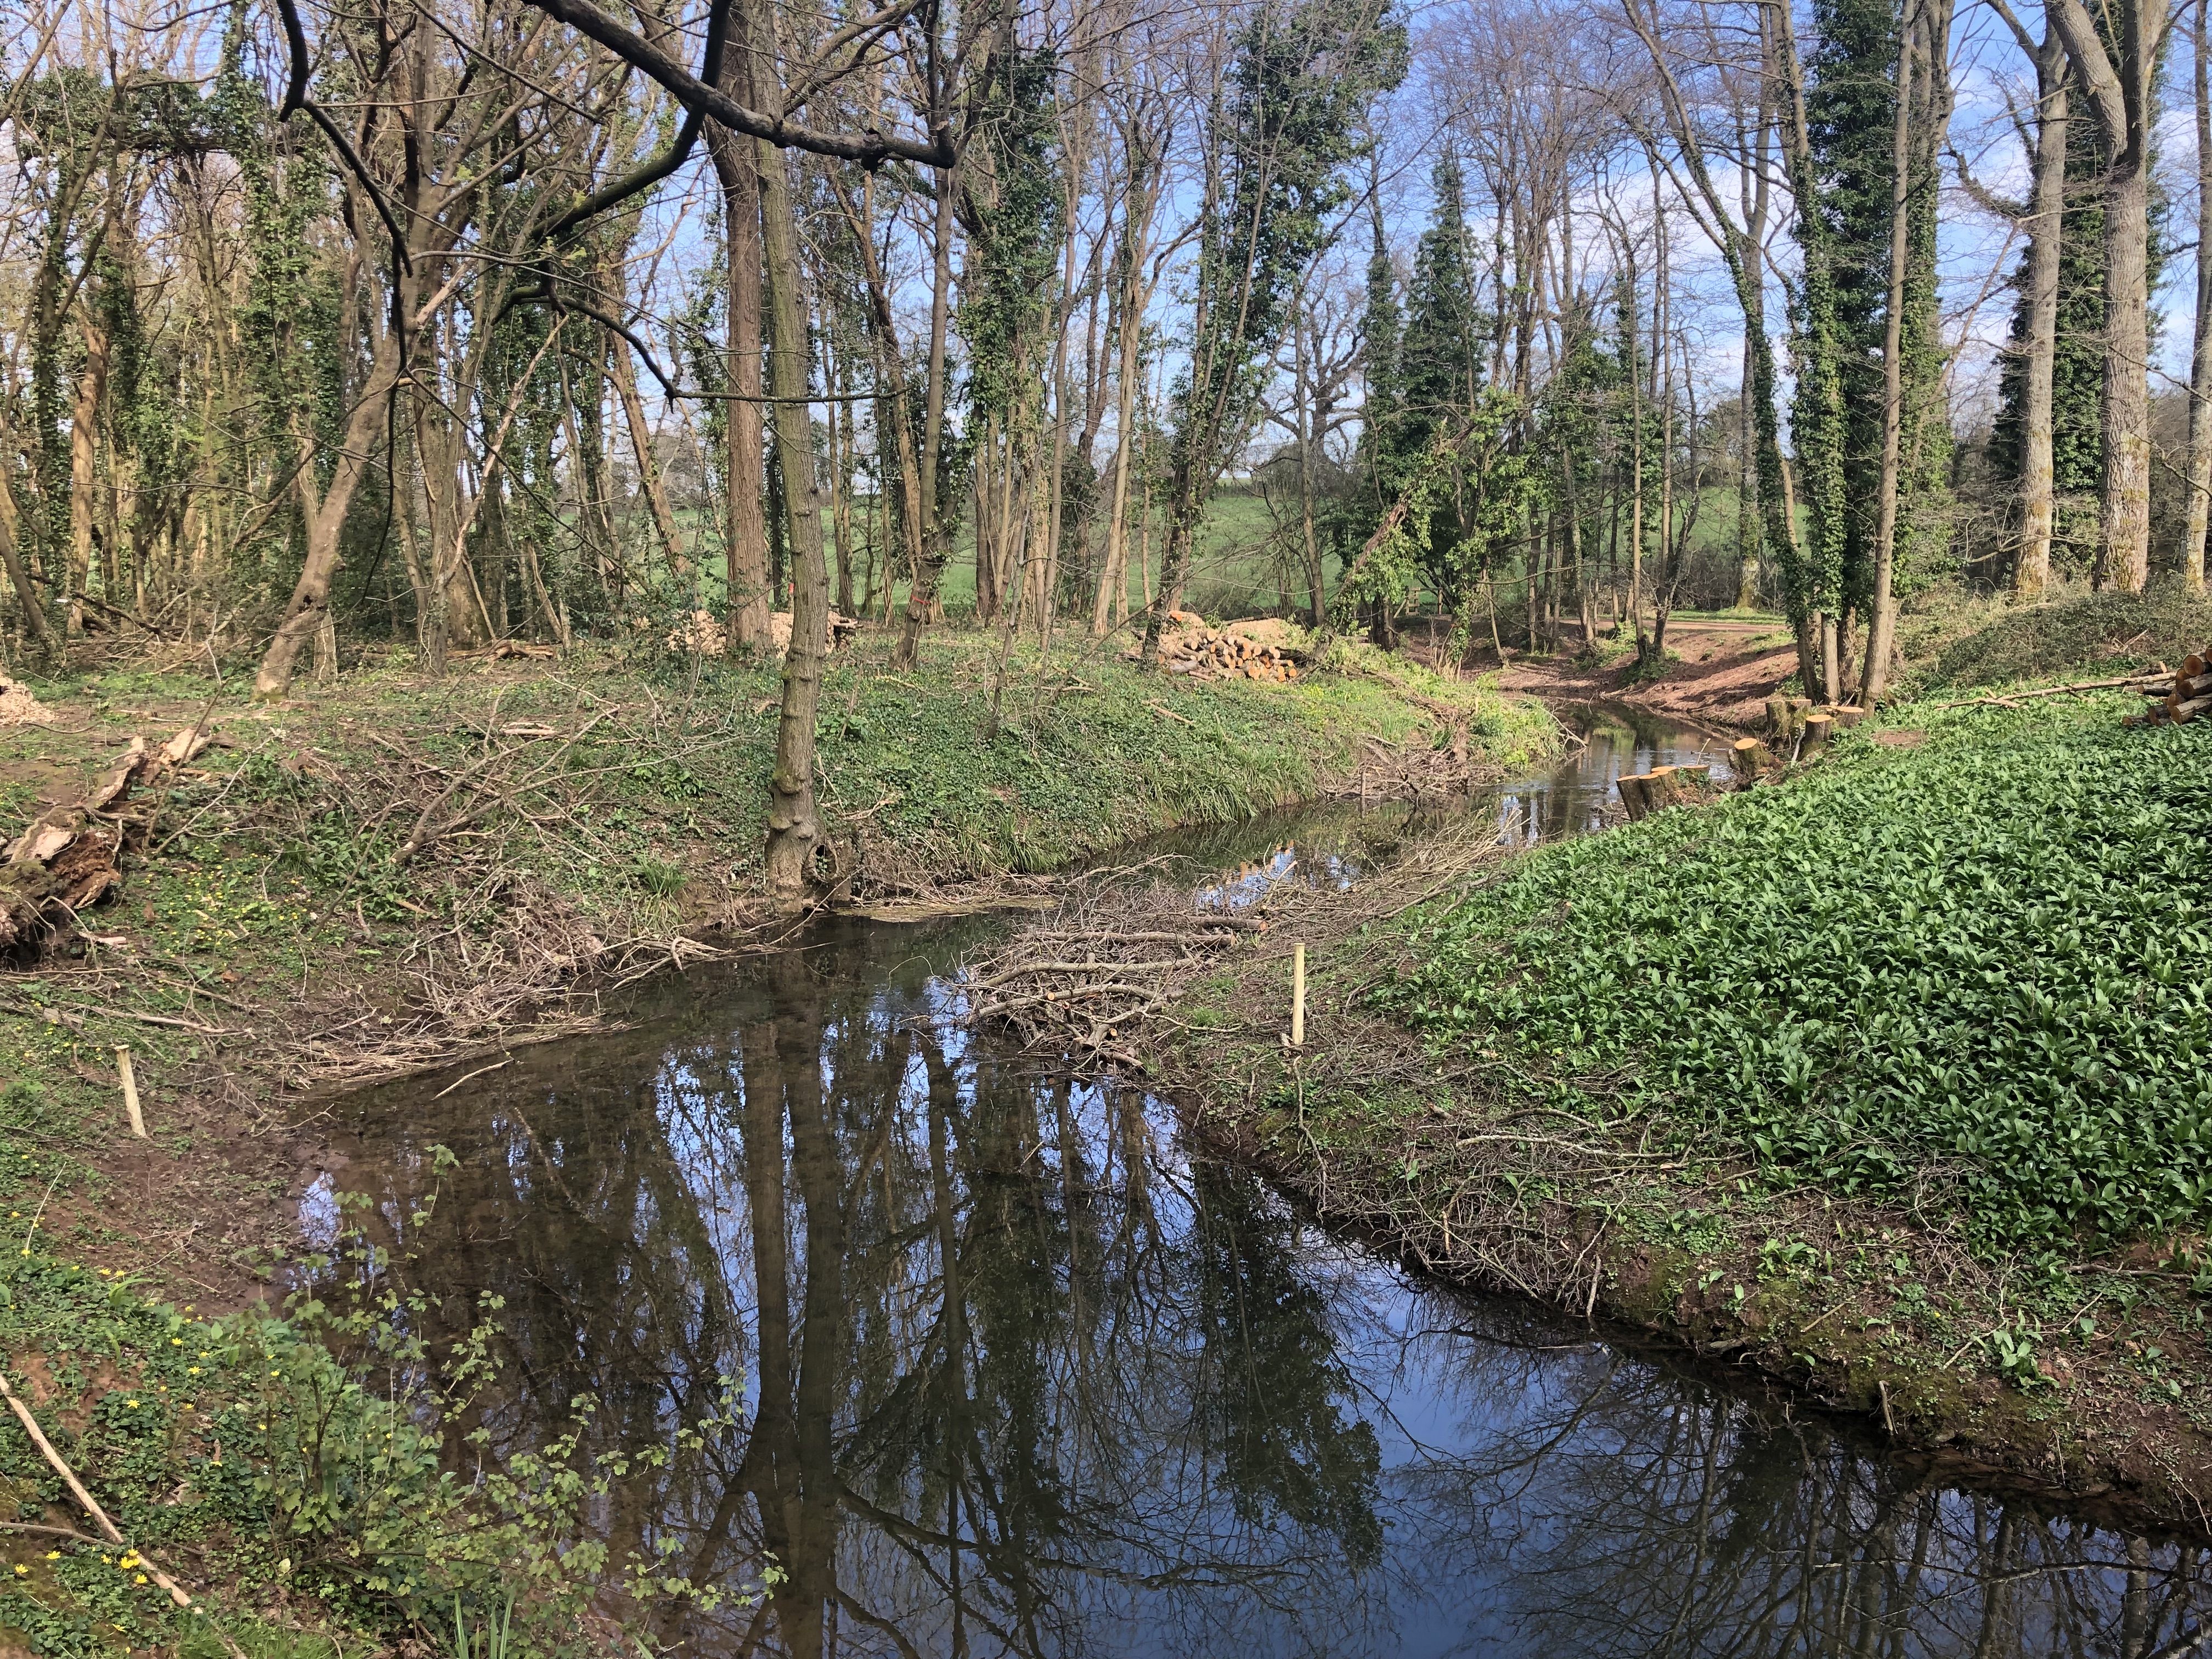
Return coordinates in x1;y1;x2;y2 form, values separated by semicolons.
2049;0;2169;592
758;135;831;905
253;323;403;697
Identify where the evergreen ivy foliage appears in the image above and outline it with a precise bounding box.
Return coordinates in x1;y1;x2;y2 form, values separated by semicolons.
1788;0;1953;640
1342;155;1537;631
1989;75;2168;574
1167;0;1407;540
1387;703;2212;1253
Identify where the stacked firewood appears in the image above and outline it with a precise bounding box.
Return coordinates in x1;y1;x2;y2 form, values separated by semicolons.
1124;612;1302;683
2125;658;2209;725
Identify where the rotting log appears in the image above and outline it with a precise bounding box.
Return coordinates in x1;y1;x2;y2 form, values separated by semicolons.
1;725;212;953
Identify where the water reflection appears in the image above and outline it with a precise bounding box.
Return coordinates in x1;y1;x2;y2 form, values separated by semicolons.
1496;703;1736;848
320;916;2210;1657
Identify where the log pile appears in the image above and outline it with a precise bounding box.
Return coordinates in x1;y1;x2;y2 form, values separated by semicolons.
665;610;860;656
2125;658;2212;725
1124;612;1303;683
2;724;216;953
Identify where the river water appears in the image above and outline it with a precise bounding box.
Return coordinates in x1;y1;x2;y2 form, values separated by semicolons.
308;704;2210;1656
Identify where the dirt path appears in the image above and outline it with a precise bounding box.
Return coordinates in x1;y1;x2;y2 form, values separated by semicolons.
1453;617;1801;726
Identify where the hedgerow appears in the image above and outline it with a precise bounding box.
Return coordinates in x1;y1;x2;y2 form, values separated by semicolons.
1386;698;2212;1252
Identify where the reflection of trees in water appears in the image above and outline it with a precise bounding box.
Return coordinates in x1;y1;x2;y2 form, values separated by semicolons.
330;952;1386;1655
324;946;2211;1657
1384;1308;2211;1658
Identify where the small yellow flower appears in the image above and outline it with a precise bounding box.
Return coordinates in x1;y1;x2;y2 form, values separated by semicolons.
43;1551;57;1561
133;1574;146;1585
257;1422;267;1430
170;1339;182;1346
13;1565;26;1576
124;1400;139;1408
187;1368;200;1376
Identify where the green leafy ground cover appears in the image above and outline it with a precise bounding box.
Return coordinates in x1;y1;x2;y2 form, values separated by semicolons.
1387;695;2212;1254
0;1227;730;1659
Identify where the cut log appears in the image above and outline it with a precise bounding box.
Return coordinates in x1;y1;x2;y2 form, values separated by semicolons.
1801;710;1835;755
1645;765;1681;810
1730;737;1771;786
2176;695;2212;723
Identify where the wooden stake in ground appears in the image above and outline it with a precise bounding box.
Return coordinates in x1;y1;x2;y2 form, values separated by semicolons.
114;1046;144;1139
1291;943;1306;1047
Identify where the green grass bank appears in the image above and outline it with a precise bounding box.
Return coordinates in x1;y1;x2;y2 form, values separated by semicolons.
1167;592;2212;1531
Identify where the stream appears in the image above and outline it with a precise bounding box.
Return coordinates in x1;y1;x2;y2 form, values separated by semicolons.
306;704;2211;1656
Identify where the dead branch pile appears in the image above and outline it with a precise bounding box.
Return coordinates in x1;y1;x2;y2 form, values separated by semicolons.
952;814;1511;1073
1122;611;1304;682
2;723;216;952
666;610;860;656
1327;730;1502;802
0;676;58;728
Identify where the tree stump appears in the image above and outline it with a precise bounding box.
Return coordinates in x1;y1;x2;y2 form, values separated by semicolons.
1731;737;1771;786
1619;774;1652;820
1801;710;1836;755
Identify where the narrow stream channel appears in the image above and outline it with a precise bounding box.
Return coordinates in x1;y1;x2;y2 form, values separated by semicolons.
306;706;2210;1656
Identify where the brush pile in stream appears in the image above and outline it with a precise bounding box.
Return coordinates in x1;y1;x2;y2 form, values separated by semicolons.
952;818;1511;1072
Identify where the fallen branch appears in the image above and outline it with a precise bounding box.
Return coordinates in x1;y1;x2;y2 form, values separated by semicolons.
1925;673;2169;713
0;1372;193;1609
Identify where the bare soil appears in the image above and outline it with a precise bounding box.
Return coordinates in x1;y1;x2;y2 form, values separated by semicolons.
1446;617;1802;726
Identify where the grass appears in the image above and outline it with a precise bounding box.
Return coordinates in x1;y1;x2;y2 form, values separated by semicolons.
1386;692;2212;1253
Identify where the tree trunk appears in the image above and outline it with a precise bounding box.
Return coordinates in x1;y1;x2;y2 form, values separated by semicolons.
1861;1;1917;707
895;171;958;669
1094;132;1154;635
253;326;404;697
2049;0;2166;594
612;343;685;576
0;410;50;653
2186;0;2212;592
66;320;111;636
708;101;772;650
758;140;831;905
2017;51;2068;596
